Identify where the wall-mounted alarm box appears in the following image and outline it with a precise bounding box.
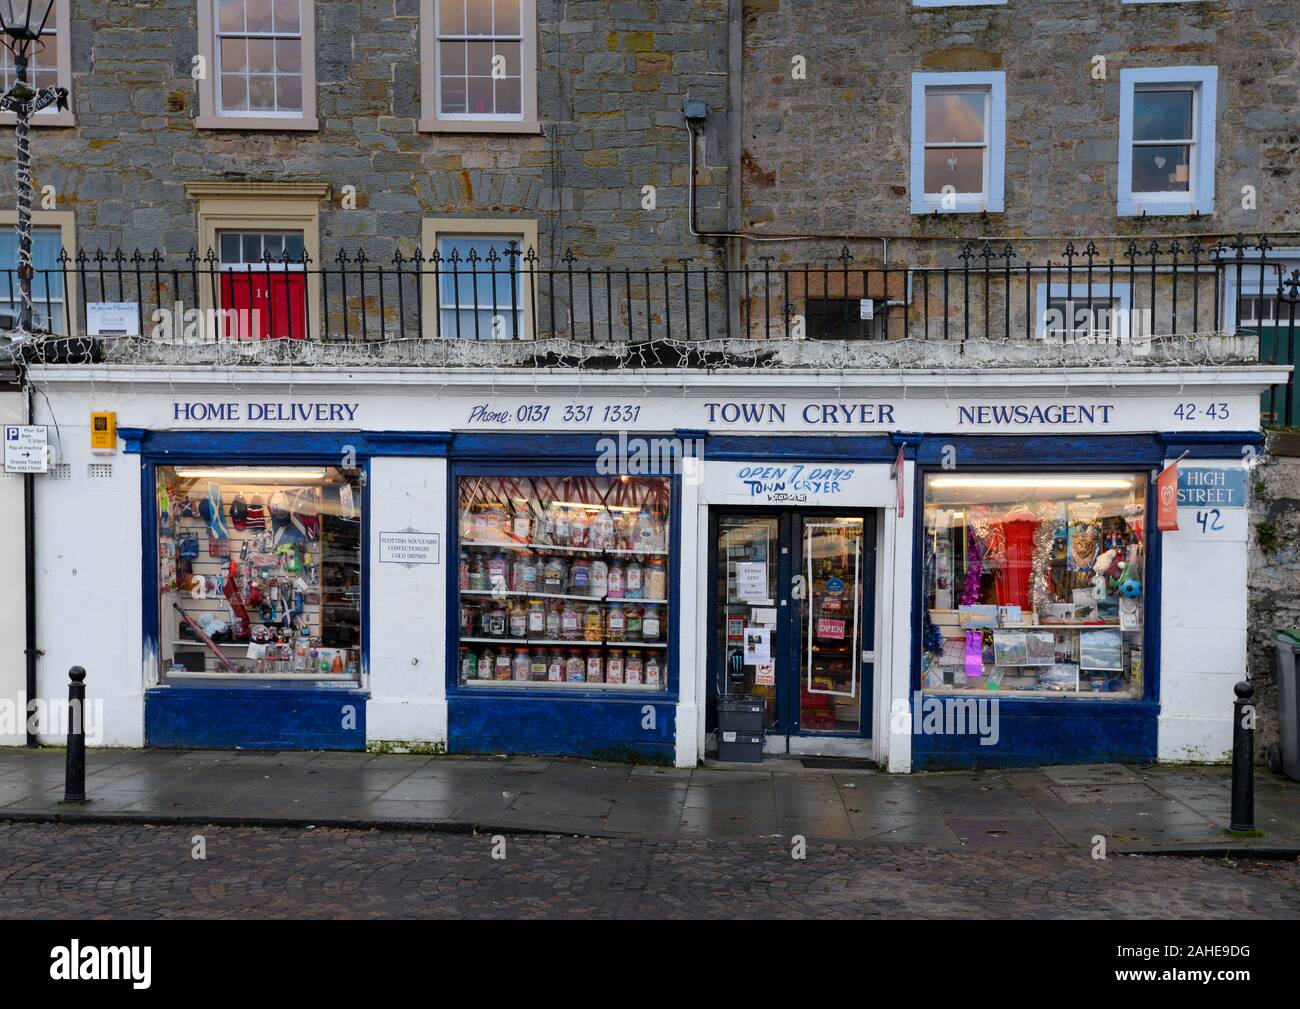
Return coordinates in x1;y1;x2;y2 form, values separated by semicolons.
90;411;117;454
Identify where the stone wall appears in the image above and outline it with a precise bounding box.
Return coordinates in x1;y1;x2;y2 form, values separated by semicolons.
739;0;1300;266
1249;431;1300;766
0;0;730;266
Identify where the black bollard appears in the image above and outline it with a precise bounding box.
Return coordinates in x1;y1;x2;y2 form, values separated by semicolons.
1229;679;1255;833
63;666;86;804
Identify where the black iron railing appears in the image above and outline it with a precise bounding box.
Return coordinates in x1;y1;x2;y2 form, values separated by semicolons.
5;236;1298;418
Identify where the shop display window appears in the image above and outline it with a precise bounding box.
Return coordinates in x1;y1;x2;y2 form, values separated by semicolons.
155;465;363;685
921;472;1148;698
456;475;671;691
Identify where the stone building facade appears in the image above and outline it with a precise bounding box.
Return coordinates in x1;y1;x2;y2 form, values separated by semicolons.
1;0;730;265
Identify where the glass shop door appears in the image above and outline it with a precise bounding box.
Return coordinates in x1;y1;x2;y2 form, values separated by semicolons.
709;510;876;745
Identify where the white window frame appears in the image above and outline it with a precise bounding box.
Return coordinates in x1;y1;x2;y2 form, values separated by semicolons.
420;217;539;340
196;0;319;131
1034;281;1133;342
1220;248;1300;336
0;209;77;335
0;0;73;127
420;0;540;134
1118;66;1217;217
910;72;1006;215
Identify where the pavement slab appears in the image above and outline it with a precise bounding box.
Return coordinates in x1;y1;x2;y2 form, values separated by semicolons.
0;748;1296;853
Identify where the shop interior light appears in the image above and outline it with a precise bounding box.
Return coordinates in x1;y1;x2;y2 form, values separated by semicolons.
551;501;641;512
929;476;1133;490
173;467;331;481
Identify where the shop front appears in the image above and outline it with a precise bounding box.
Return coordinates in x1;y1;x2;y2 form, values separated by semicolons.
21;364;1285;770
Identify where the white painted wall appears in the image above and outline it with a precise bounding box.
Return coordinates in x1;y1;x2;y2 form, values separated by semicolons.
365;456;447;748
1158;464;1252;763
0;391;28;746
30;389;144;746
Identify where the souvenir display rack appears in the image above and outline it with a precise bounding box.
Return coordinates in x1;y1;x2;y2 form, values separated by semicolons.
156;467;363;684
921;473;1147;698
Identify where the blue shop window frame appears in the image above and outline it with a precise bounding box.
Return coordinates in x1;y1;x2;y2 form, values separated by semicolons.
445;443;683;761
125;429;379;750
908;434;1181;769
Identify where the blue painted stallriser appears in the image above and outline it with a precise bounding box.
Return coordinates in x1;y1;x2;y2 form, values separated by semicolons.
448;696;677;764
910;704;1158;770
145;688;368;750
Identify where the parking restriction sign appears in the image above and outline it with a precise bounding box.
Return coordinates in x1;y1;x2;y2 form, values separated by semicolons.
3;425;49;473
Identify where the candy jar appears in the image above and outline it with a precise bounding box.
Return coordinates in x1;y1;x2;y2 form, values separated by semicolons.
607;561;626;599
569;509;589;548
641;603;662;641
605;602;626;642
583;603;604;641
508;599;528;639
512;554;539;594
646;557;667;600
585;651;604;684
547;649;565;682
569;556;592;596
561;601;581;641
625;649;644;686
591;558;609;598
625;559;644;600
565;651;585;682
543;557;567;594
591;509;616;549
545;601;563;640
605;648;625;684
644;653;661;688
512;647;530;681
526;598;546;637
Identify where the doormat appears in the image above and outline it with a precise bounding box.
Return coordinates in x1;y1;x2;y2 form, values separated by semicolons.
799;757;875;770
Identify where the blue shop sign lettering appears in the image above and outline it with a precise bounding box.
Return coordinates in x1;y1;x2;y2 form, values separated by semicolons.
703;402;896;425
957;403;1115;426
1177;467;1247;508
172;401;359;423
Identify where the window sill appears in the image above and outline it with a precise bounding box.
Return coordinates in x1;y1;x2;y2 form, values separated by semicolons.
0;110;75;128
419;118;543;136
195;114;319;132
1117;197;1212;218
912;201;1003;216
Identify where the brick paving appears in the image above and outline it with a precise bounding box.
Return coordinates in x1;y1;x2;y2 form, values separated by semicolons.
1;821;1296;919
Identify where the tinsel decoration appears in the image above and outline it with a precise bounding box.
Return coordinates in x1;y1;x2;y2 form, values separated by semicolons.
1029;519;1056;618
961;534;983;606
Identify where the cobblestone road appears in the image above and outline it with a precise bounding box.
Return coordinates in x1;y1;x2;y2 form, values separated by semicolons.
1;822;1297;919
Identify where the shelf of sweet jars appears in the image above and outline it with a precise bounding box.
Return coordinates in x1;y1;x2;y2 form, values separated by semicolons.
460;540;670;557
460;589;670;605
463;678;659;691
460;637;668;649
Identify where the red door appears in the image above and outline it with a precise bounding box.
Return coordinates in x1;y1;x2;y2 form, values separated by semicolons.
220;271;308;339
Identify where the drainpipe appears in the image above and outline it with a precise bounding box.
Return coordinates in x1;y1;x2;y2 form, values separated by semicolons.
23;375;38;745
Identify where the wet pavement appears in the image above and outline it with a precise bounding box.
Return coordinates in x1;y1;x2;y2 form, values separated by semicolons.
2;820;1297;919
1;747;1299;852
